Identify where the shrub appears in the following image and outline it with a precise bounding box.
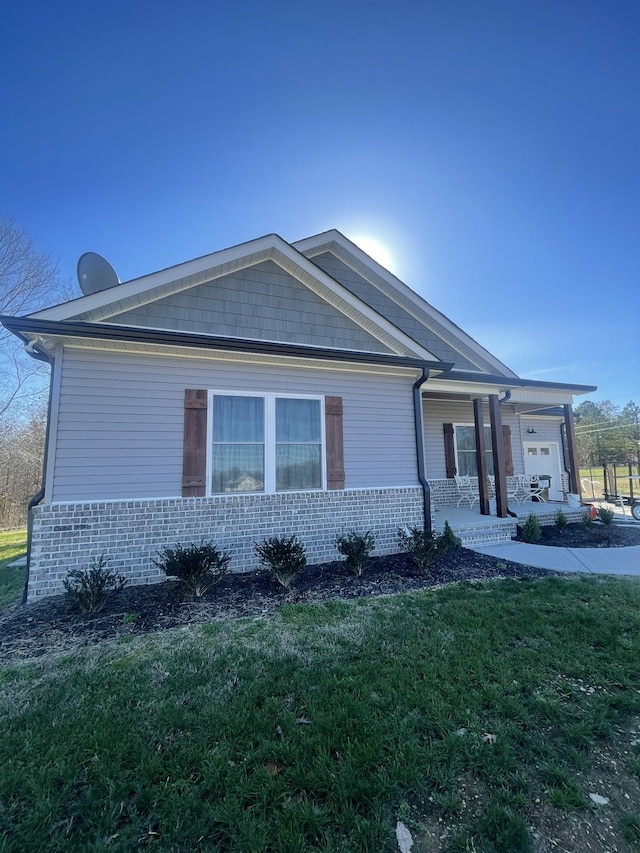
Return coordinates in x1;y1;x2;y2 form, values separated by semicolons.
439;520;460;554
255;535;306;588
153;542;231;597
336;530;375;576
63;557;127;616
520;513;541;543
597;507;615;526
397;526;440;572
554;508;568;532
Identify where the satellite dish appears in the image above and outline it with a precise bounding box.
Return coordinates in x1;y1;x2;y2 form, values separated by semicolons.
77;252;120;295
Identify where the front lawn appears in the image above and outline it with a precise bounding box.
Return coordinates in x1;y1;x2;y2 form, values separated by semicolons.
1;574;640;851
0;529;26;611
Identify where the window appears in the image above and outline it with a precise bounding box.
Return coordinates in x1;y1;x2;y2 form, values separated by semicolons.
209;393;323;494
454;424;494;477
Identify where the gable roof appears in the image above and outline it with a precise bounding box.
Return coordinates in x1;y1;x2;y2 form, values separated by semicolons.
28;233;439;362
294;229;518;377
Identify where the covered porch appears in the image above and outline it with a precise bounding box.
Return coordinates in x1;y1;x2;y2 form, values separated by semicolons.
418;370;589;530
431;498;588;547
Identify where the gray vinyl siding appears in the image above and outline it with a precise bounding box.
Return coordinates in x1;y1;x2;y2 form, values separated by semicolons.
422;398;524;479
520;417;563;445
50;347;419;501
108;260;391;354
311;253;480;370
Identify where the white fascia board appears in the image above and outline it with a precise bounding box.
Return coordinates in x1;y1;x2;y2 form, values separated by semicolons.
294;230;518;378
29;234;437;361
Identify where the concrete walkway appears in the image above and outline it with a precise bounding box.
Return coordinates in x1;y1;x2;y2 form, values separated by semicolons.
470;540;640;577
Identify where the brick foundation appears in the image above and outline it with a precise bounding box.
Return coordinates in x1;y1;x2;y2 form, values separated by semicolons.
28;488;423;600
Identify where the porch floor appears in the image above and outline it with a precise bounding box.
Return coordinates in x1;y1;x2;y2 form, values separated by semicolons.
432;500;588;548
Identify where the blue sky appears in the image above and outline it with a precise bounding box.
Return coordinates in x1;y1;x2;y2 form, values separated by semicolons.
2;0;639;407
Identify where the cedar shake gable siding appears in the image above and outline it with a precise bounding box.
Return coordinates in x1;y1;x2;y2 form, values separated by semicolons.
107;260;393;354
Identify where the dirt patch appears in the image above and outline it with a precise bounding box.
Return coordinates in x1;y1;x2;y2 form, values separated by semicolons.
0;548;553;664
515;522;640;549
406;715;640;853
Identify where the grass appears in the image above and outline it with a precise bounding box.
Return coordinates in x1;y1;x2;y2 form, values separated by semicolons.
1;574;640;851
0;529;26;611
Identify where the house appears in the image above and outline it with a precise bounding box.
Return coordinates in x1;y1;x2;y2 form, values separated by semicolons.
1;230;596;601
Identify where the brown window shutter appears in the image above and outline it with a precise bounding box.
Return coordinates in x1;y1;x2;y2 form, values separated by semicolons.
183;389;207;497
443;423;456;478
503;424;514;476
325;396;345;490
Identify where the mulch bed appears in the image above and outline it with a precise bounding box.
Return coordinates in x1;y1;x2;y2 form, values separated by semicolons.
4;522;640;664
514;521;640;549
1;549;553;663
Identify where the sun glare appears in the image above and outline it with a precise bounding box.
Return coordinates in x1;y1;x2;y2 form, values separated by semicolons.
351;235;395;273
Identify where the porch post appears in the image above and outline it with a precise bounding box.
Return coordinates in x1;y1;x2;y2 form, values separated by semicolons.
563;403;580;495
473;398;490;515
488;394;508;517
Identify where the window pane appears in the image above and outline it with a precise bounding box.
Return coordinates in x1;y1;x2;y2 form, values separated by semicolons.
212;445;264;493
456;425;493;477
213;396;264;442
456;426;475;451
457;452;477;477
276;398;321;442
276;445;321;491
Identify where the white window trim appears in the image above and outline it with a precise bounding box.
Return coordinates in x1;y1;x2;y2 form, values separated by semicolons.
206;390;326;495
453;422;493;477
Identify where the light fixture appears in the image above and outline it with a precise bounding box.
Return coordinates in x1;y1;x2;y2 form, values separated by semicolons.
527;427;537;434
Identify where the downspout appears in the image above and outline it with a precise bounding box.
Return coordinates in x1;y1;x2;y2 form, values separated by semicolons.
413;367;431;533
20;340;54;605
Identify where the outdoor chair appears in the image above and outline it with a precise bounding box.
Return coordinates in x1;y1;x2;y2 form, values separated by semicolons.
454;475;479;508
507;475;532;504
529;476;547;502
487;475;496;498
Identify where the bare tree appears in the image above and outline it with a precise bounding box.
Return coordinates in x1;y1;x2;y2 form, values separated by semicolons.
0;219;71;421
0;403;47;529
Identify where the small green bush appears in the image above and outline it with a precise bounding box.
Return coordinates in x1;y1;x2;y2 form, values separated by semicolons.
153;542;230;597
63;557;127;616
255;535;306;588
554;508;568;532
335;529;375;576
439;520;460;554
597;507;615;526
520;513;541;543
397;526;440;572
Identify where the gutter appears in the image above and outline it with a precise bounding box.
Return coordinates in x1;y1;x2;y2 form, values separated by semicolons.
436;369;597;395
0;315;451;373
413;367;432;533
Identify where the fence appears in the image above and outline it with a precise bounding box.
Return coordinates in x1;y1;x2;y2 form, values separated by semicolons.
580;463;639;501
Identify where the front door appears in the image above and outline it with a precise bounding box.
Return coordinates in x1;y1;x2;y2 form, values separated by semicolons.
523;442;564;501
